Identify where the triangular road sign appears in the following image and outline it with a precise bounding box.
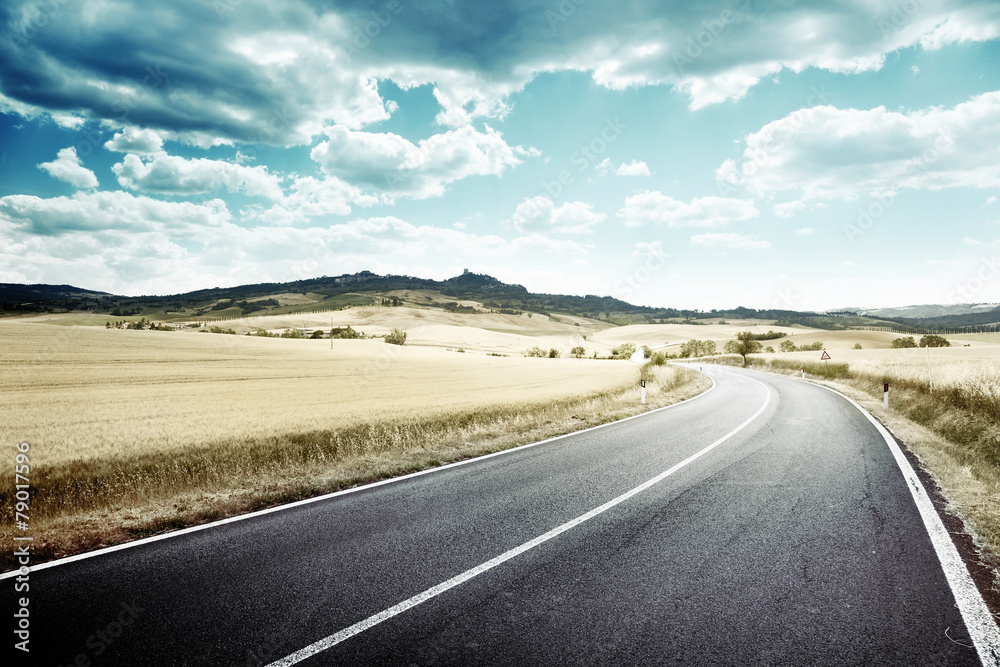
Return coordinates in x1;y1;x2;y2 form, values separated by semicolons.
821;350;831;360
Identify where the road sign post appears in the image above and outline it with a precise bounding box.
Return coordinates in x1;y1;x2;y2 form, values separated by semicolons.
821;350;831;376
884;382;889;410
640;379;646;405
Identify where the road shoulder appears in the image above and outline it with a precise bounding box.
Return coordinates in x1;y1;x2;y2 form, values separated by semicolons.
793;374;1000;636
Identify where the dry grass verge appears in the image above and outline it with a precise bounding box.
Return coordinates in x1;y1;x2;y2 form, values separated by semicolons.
1;364;709;571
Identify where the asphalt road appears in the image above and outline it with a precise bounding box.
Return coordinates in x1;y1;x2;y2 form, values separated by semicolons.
6;366;999;666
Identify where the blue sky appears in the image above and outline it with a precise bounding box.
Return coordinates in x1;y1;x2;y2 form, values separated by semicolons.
1;0;999;311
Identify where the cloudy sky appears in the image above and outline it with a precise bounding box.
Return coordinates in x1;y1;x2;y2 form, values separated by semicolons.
1;0;999;311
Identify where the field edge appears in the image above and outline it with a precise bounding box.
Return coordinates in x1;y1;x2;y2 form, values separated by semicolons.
0;367;713;573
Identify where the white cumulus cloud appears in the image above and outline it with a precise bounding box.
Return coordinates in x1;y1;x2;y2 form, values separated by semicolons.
104;127;165;155
36;147;98;189
617;191;759;227
717;90;1000;201
311;124;523;199
690;232;770;250
616;160;651;176
112;153;283;200
508;196;606;234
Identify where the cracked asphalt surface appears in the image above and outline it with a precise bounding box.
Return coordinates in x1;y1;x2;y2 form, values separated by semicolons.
4;366;988;666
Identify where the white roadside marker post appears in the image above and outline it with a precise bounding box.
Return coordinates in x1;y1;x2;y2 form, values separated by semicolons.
640;379;646;405
884;382;889;410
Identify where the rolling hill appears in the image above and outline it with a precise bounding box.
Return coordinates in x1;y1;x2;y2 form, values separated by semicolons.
2;270;994;333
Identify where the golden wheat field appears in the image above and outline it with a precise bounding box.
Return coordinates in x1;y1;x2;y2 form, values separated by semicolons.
769;344;1000;397
0;320;639;468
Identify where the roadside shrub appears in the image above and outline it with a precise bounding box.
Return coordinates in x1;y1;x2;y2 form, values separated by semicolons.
767;358;851;379
570;346;586;358
648;351;669;366
548;348;560;358
525;346;546;357
798;342;824;351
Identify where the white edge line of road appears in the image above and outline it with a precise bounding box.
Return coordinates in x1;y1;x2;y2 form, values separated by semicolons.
0;369;719;581
264;375;771;667
809;380;1000;666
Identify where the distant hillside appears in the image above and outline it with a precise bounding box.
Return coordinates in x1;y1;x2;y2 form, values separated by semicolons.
0;271;926;330
0;283;111;313
889;306;1000;330
0;283;110;302
859;303;1000;319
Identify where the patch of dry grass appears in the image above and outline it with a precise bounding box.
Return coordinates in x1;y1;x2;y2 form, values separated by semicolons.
0;321;708;569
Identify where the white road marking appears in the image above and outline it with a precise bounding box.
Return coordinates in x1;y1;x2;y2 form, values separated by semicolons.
265;378;771;667
811;382;1000;667
0;373;717;581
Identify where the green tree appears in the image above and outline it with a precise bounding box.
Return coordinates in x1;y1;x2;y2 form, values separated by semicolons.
892;336;917;349
384;328;407;345
779;339;797;353
610;343;636;360
679;339;700;358
331;326;362;339
548;348;561;358
525;346;546;357
919;334;950;348
570;346;586;358
726;331;763;366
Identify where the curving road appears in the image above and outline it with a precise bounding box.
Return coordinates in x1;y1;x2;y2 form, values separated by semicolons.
5;366;999;666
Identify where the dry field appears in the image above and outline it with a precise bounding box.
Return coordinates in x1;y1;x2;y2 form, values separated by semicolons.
0;319;708;568
0;321;638;467
589;322;815;350
169;308;824;358
0;322;636;463
203;306;612;356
